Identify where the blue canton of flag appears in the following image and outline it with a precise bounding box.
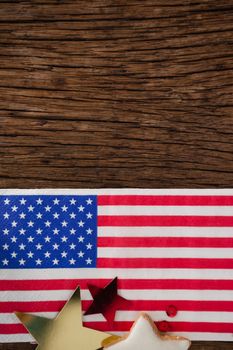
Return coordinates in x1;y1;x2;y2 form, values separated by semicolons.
0;196;97;268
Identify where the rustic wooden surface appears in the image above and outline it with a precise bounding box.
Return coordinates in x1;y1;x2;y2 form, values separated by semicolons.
0;0;233;349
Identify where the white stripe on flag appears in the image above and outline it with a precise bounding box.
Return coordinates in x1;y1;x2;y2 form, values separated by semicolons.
2;289;233;302
98;226;233;237
1;333;232;343
98;247;233;259
0;335;35;343
1;189;233;195
2;268;233;280
98;205;233;216
2;311;233;324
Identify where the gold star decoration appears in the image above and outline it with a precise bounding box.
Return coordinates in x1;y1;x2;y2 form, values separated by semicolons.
15;287;119;350
103;313;191;350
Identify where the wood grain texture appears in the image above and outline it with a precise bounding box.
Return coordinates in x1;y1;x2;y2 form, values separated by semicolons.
0;0;233;349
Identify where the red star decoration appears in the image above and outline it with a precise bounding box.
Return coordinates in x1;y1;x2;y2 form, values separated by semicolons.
84;277;129;325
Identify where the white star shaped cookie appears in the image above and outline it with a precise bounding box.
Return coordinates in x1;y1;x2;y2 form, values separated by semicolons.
103;313;191;350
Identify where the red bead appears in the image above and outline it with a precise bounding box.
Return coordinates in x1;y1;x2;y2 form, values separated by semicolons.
166;304;178;318
157;320;171;332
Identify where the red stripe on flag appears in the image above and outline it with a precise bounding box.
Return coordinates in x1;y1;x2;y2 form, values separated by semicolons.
1;279;233;291
98;237;233;248
83;321;233;333
97;258;233;269
98;216;233;227
0;301;67;313
2;300;233;314
98;195;233;206
0;324;26;334
2;321;233;334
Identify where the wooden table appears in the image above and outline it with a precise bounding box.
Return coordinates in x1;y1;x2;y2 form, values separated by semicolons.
0;1;233;349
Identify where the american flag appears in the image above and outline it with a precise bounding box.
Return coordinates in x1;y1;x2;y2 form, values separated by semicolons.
0;189;233;343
